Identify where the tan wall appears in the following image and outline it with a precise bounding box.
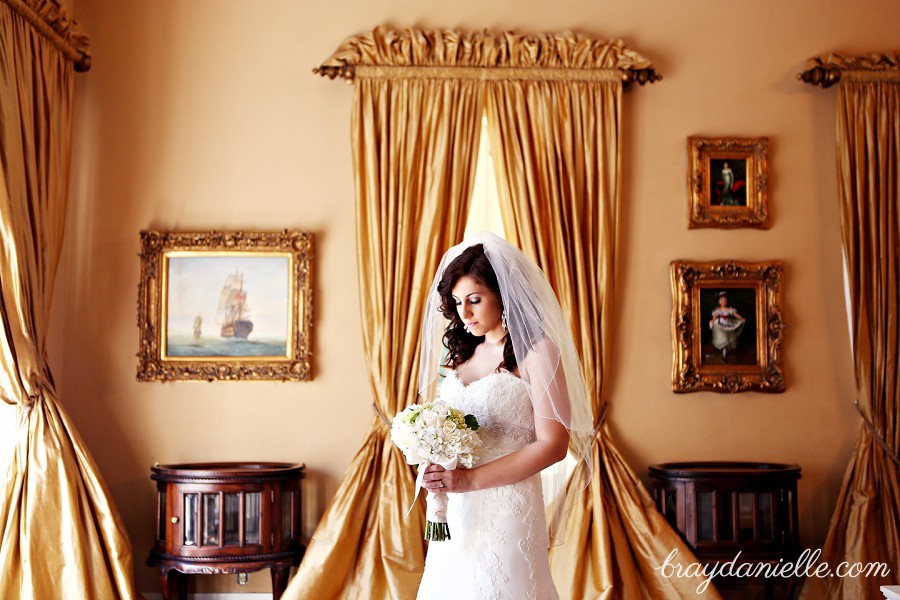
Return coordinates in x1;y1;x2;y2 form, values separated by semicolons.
25;0;895;594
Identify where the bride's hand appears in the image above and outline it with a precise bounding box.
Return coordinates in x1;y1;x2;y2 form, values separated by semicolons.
422;463;474;493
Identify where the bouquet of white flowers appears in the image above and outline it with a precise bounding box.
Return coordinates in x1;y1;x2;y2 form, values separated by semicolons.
390;400;482;541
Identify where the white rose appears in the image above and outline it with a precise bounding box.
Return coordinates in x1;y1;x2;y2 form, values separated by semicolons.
421;411;439;428
392;430;416;451
400;446;420;465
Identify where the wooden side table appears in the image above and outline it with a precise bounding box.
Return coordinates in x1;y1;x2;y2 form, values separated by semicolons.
146;462;306;600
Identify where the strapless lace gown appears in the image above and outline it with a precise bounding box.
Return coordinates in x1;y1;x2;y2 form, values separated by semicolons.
417;370;559;600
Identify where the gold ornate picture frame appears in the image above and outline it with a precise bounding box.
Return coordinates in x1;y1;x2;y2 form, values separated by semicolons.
688;137;769;229
670;260;785;393
137;230;313;382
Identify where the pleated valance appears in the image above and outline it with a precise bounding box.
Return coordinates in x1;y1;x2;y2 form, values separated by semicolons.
798;52;899;87
1;0;90;70
315;26;660;86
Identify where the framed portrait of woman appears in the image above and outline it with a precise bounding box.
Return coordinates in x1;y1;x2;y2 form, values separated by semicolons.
670;260;785;393
687;137;769;229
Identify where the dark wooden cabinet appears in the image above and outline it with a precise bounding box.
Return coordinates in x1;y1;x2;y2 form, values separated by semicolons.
147;462;306;600
649;461;802;599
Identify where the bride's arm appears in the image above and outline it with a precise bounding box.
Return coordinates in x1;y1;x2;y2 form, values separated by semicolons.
422;340;571;493
422;418;568;493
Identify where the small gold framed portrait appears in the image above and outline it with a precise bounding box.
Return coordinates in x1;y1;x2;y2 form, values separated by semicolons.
137;230;313;382
670;260;785;393
688;137;769;229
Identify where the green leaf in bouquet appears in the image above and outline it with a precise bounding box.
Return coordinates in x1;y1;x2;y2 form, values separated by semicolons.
464;414;479;431
403;406;423;424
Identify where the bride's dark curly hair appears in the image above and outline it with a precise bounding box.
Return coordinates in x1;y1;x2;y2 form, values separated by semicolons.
437;244;516;373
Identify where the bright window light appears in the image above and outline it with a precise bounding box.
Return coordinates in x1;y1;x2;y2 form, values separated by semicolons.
464;114;506;240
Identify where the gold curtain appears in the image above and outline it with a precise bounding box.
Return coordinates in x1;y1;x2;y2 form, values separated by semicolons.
798;57;900;600
0;2;135;599
486;75;720;599
285;32;484;599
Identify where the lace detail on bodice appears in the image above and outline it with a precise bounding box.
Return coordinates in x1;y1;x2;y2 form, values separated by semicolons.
440;370;536;465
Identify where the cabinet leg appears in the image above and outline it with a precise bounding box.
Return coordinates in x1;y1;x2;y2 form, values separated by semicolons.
159;571;175;600
271;565;291;600
176;571;188;599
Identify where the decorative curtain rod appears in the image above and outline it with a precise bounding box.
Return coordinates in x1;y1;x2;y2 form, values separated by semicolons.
314;26;661;89
798;52;899;88
313;64;660;87
2;0;91;71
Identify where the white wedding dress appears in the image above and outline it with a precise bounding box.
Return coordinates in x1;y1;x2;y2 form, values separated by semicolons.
417;370;559;600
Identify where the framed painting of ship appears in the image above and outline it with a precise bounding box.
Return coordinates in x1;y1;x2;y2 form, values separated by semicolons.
137;230;313;382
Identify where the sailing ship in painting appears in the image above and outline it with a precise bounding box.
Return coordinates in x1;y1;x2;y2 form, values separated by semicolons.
218;272;254;339
166;260;287;358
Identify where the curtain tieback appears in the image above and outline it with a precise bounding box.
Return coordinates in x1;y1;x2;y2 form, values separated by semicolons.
17;398;37;432
372;402;392;428
855;399;900;468
593;403;610;438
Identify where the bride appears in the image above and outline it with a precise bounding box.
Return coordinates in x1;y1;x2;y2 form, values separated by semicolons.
415;233;593;600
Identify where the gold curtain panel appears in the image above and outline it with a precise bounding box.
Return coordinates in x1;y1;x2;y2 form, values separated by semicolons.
0;3;133;598
283;52;484;599
797;52;900;600
485;64;719;600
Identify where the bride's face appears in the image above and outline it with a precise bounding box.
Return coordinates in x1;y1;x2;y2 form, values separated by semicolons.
451;275;503;338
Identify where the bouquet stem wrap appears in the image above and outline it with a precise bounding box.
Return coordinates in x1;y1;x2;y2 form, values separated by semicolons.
413;457;458;541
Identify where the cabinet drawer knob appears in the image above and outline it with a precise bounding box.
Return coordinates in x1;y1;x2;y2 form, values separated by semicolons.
171;517;179;524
